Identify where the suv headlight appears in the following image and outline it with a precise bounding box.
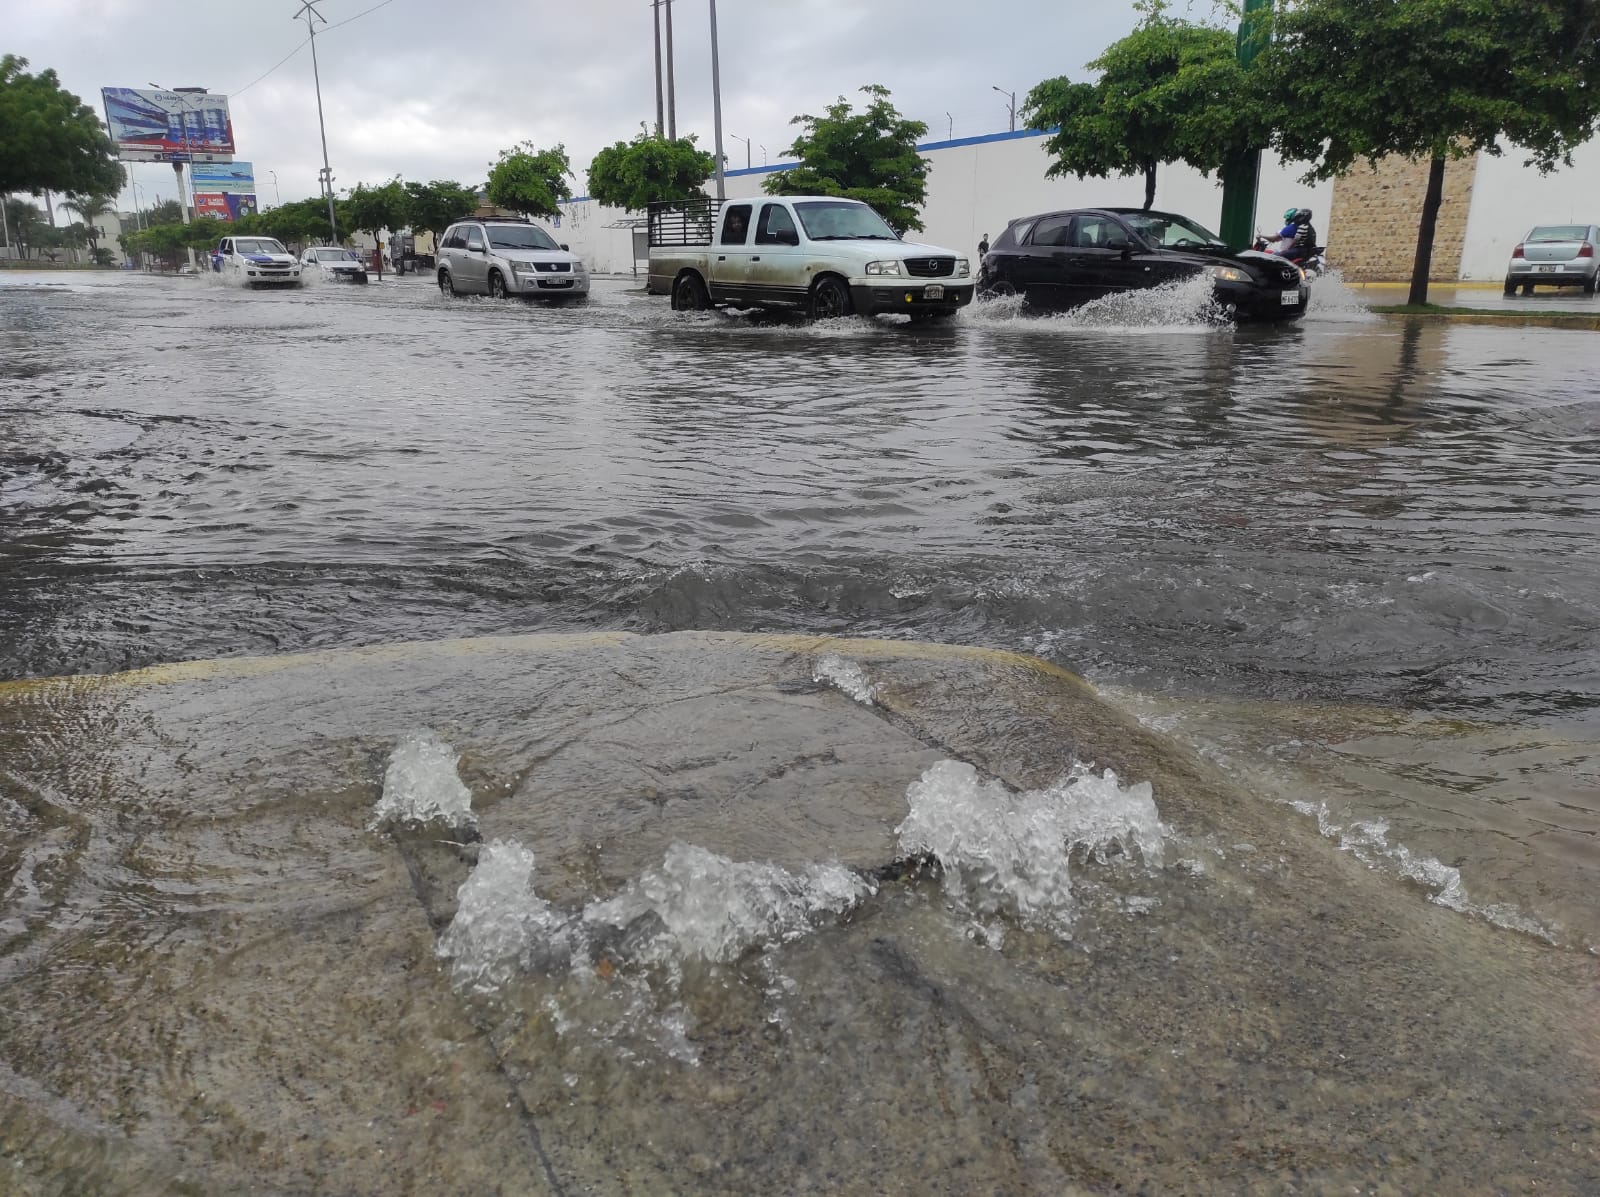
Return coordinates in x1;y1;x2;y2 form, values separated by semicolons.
864;260;903;276
1213;266;1249;283
512;261;538;273
957;258;970;277
574;260;586;273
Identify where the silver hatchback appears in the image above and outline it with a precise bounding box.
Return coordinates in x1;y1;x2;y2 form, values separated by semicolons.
436;218;590;301
1504;223;1600;295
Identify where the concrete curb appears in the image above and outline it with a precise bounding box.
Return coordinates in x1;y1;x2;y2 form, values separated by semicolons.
1374;311;1600;330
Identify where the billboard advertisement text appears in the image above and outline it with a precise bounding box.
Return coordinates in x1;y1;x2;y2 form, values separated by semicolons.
101;88;235;162
190;161;256;223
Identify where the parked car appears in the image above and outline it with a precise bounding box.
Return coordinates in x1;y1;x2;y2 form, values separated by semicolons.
435;218;589;301
212;236;303;287
1504;224;1600;295
977;207;1308;321
647;195;974;321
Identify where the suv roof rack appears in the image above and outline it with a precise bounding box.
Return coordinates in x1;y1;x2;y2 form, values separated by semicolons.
474;214;533;224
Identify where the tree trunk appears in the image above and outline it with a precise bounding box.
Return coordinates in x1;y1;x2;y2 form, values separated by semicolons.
1407;155;1447;306
1143;161;1157;210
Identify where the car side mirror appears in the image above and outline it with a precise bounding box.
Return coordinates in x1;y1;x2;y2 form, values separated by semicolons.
561;243;569;251
1106;237;1131;254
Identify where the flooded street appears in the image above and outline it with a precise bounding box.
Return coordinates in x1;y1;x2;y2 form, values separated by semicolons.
2;270;1599;1192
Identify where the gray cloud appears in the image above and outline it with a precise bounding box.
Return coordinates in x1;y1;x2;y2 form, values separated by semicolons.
11;0;1237;209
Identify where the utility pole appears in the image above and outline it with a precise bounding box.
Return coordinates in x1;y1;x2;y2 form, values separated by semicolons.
709;0;725;200
991;86;1016;133
652;0;665;136
1218;0;1272;249
664;0;676;139
295;0;339;243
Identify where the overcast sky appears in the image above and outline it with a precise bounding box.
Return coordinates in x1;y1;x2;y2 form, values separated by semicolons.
12;0;1231;211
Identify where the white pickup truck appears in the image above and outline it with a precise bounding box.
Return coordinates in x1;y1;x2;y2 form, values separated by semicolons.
646;195;973;322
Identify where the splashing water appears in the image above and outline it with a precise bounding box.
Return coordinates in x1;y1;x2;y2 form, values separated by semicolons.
895;759;1165;940
370;730;477;831
1054;272;1229;330
436;839;572;993
1302;267;1382;322
813;653;876;704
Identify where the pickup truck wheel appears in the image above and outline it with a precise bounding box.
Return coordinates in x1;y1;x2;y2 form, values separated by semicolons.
672;272;710;311
808;276;853;320
488;270;508;299
438;269;457;297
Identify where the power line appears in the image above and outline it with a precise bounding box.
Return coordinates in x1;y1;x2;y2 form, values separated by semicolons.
229;0;400;97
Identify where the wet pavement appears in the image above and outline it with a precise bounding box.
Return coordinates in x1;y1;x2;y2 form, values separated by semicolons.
1;267;1598;1192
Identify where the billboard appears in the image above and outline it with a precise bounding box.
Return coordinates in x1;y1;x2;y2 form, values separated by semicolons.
191;162;257;223
101;88;235;162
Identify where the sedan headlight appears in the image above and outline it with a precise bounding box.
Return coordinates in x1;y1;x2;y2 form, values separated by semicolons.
957;258;971;277
1213;266;1249;283
864;260;903;276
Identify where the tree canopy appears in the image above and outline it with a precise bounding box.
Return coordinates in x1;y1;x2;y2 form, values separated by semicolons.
485;142;572;219
0;55;123;199
344;179;411;238
404;179;478;241
1258;0;1600;302
763;85;929;234
1022;0;1259;210
586;133;715;211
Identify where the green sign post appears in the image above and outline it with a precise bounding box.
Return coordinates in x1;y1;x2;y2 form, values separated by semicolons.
1217;0;1273;249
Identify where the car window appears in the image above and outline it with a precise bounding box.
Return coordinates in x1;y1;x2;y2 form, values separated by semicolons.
464;227;485;250
1070;216;1127;249
443;226;464;249
1027;216;1072;247
720;204;752;245
1121;210;1223;247
1527;225;1589;242
486;225;561;251
755;204;798;244
999;220;1034;248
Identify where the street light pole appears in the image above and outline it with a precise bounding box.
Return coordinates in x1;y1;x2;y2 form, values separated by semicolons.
991;86;1016;132
730;133;750;170
268;169;281;207
295;0;339;243
709;0;726;201
664;0;676;140
651;0;665;136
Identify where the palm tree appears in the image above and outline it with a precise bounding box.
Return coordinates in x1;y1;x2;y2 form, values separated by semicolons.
60;192;114;261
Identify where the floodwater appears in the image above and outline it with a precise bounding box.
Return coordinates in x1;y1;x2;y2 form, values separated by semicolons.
2;269;1598;1191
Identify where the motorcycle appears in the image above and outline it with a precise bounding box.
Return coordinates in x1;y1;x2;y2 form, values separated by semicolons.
1253;231;1328;279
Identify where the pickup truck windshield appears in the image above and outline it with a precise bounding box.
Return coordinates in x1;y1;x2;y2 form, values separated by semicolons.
488;226;561;251
235;239;287;255
793;201;899;242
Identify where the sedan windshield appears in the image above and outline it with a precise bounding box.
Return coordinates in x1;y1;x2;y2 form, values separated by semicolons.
487;226;561;251
792;201;899;241
236;239;288;255
1120;211;1226;248
1528;225;1589;242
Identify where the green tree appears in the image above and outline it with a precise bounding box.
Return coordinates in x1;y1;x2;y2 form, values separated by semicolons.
485;143;572;219
1022;1;1258;212
1260;0;1600;304
0;55;123;200
4;198;45;259
344;178;411;275
587;133;715;211
261;197;340;251
763;84;929;233
146;198;183;226
61;191;116;257
403;179;478;243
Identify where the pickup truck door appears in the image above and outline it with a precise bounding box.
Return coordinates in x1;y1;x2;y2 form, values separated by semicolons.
708;203;754;301
745;202;807;302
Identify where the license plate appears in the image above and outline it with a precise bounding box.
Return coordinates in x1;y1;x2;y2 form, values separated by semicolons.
924;284;945;300
1280;290;1300;306
1537;265;1558;273
540;279;574;288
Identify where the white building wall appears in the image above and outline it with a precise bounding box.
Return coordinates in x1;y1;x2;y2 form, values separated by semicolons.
1457;141;1600;281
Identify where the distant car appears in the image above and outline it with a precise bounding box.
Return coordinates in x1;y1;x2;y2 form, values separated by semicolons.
977;207;1308;321
213;236;302;287
301;246;369;283
1504;224;1600;295
436;217;589;301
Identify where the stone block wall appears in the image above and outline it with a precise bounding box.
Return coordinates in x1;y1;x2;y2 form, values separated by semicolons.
1327;153;1480;282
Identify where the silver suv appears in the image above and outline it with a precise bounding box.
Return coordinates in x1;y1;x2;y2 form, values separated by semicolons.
436;218;590;301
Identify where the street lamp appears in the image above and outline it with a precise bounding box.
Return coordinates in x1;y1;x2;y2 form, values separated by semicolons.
729;133;751;170
945;111;953;140
268;169;281;207
709;0;726;200
992;85;1016;133
294;1;339;243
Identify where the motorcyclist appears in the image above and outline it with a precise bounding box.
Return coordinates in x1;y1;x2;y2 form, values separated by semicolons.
1269;208;1299;256
1290;209;1318;261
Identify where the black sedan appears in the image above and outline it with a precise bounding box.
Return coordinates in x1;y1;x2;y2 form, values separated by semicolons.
977;207;1309;321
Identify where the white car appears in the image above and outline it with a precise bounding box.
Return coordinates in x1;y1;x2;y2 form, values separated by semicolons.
301;246;369;284
646;195;973;322
213;236;302;287
1504;223;1600;295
